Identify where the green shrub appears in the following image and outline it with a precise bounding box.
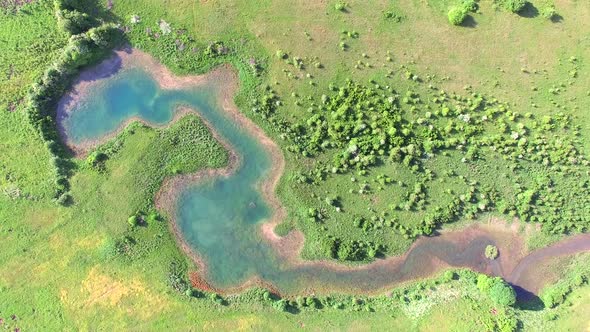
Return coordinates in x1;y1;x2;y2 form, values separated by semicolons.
489;280;516;306
540;5;557;19
87;151;108;168
210;293;225;305
56;193;72;206
334;1;347;11
383;10;404;22
56;9;96;34
501;0;527;13
275;49;287;59
146;211;161;223
54;0;99;34
442;270;456;282
273;299;289;311
541;282;573;308
461;0;478;12
167;261;189;294
448;7;467;26
496;308;518;332
485;245;499;260
477;274;494;292
127;214;140;227
477;275;516;306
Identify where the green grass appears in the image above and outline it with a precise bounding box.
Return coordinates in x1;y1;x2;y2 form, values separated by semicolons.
0;1;68;199
2;0;590;329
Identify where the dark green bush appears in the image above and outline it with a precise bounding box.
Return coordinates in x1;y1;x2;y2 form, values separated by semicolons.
87;151;108;168
56;9;96;34
489;280;516;306
167;261;189;294
477;274;516;306
273;299;289;311
56;192;72;206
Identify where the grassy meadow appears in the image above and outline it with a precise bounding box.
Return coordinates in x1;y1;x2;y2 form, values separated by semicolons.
1;0;590;330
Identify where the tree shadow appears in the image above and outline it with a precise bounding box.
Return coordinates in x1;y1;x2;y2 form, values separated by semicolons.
512;284;546;311
518;2;539;18
461;15;478;28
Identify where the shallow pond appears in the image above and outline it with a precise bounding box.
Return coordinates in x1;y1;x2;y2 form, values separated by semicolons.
59;51;590;295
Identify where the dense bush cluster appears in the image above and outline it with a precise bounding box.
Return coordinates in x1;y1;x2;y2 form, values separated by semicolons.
182;270;518;330
54;0;98;34
330;238;384;261
25;1;122;205
253;54;589;261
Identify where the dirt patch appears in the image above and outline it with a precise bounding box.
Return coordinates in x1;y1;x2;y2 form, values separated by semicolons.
73;266;172;319
82;267;133;307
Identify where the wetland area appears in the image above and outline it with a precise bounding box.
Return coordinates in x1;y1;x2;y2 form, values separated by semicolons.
58;49;590;296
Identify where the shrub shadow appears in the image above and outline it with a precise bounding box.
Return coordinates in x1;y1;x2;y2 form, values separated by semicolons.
550;14;564;23
461;15;478;28
518;2;539;18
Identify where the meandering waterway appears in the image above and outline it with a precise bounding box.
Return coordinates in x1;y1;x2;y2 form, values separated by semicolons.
58;49;590;296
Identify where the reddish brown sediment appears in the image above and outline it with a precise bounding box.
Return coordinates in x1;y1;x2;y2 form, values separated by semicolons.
189;272;217;293
59;48;590;297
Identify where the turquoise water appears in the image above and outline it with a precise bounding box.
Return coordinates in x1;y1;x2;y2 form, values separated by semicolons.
61;63;513;294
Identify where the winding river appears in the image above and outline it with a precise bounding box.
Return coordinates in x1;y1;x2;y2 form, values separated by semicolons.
58;49;590;296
